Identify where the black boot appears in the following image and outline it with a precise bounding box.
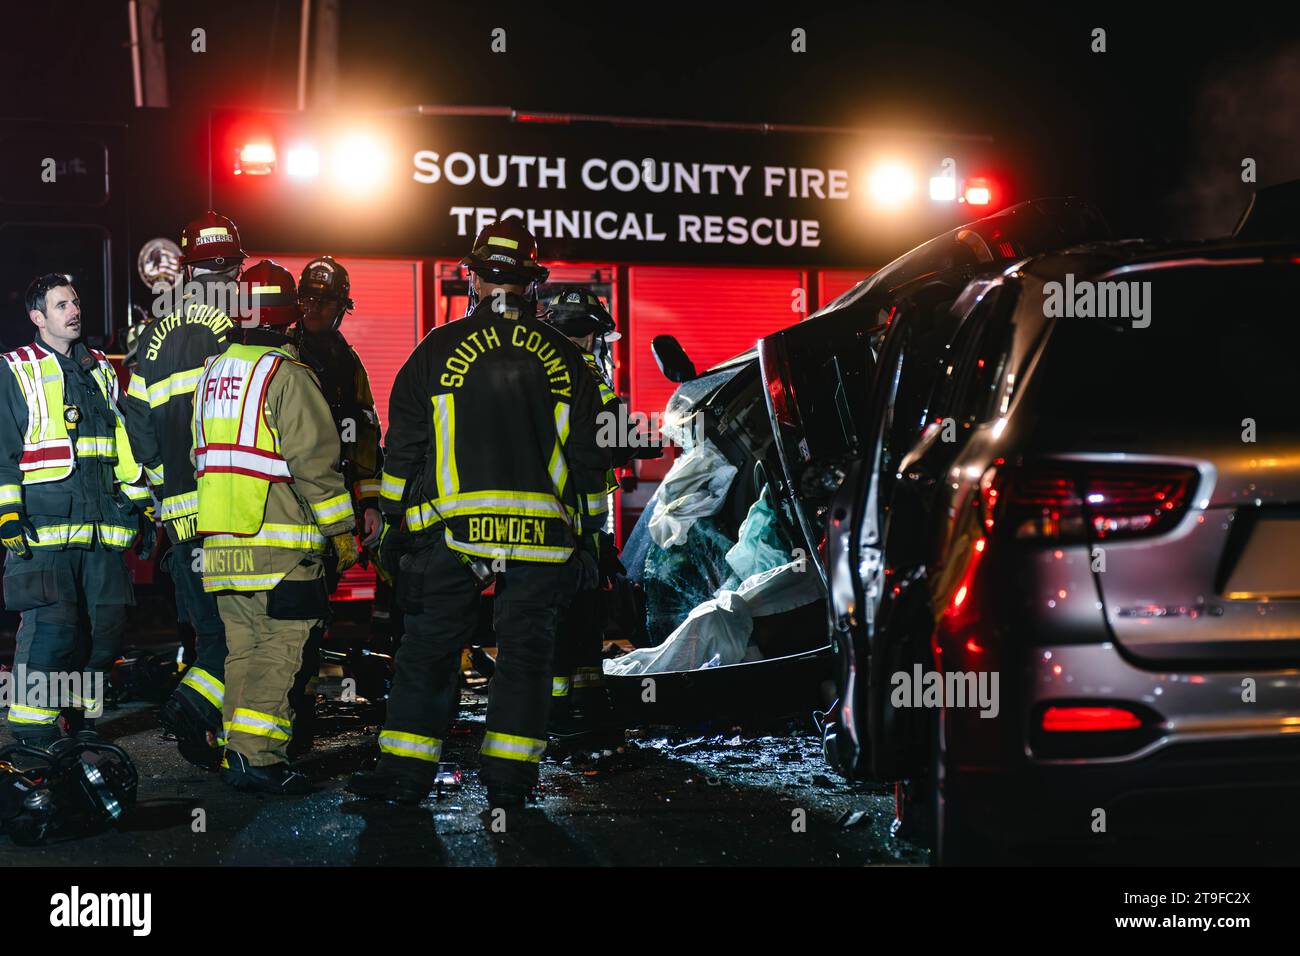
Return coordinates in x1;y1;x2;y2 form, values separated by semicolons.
347;757;431;805
73;717;104;744
12;727;60;752
160;693;223;769
221;749;312;795
485;783;535;809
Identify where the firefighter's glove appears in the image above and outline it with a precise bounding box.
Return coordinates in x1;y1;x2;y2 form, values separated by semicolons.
0;512;36;559
374;519;405;586
574;533;600;592
331;531;360;574
135;511;158;561
361;507;383;548
597;531;625;588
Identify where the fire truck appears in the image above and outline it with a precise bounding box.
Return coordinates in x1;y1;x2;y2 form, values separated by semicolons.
1;108;1004;603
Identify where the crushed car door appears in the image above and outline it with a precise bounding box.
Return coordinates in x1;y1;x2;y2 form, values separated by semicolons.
757;309;878;588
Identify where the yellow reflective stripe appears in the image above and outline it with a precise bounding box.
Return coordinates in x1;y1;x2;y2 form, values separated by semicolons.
201;571;288;592
179;666;224;710
228;707;292;741
96;524;138;548
548;402;571;497
145;463;165;485
552;676;571;698
7;704;60;724
487;235;519;249
146;367;204;408
481;730;547;763
378;730;443;763
432;393;459;498
357;478;380;497
122;482;151;502
127;372;148;401
75;436;115;457
310;493;353;525
161;491;199;520
206;538;325;551
0;484;21;507
405;490;568;532
26;523;99;548
380;471;406;503
206;523;327;549
585;492;609;514
444;529;572;563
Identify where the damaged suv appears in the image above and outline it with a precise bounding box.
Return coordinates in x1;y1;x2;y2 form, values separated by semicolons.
608;198;1109;730
825;232;1300;863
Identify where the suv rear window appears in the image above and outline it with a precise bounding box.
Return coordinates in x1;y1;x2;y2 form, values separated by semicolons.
1037;264;1300;429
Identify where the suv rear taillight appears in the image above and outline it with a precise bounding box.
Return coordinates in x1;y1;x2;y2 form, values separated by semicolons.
1041;705;1142;732
984;462;1198;543
1030;700;1165;759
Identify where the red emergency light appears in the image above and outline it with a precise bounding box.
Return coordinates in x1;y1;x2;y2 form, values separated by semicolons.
235;142;276;176
963;176;993;206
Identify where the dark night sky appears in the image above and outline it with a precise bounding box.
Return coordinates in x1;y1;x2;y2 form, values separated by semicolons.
3;0;1299;235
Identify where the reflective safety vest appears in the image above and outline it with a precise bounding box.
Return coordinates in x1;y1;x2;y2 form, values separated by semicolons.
193;343;305;539
0;341;143;488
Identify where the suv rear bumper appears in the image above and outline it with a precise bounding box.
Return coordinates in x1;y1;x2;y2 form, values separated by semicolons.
1027;642;1300;763
957;642;1300;848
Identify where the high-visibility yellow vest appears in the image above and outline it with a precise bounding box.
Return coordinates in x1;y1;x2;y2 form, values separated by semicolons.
193;343;296;536
0;341;143;487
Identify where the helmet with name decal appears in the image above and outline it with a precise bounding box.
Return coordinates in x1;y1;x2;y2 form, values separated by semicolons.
241;260;298;328
179;210;247;267
460;217;549;287
541;285;620;341
298;255;354;313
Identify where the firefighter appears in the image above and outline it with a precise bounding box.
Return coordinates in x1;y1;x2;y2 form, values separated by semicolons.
291;256;383;559
124;210;243;769
348;219;608;809
192;260;358;795
289;257;385;746
538;287;626;743
0;274;151;747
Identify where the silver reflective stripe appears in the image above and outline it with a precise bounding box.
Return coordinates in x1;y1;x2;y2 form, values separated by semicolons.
380;471;406;501
229;708;291;740
481;731;547;763
548;402;571;496
161;491;199;519
237;353;282;445
432;393;458;498
378;730;442;763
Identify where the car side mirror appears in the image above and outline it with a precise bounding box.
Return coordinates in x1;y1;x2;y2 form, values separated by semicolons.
651;334;697;383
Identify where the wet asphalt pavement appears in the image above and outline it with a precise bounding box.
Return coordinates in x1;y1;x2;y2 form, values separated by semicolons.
0;688;928;867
